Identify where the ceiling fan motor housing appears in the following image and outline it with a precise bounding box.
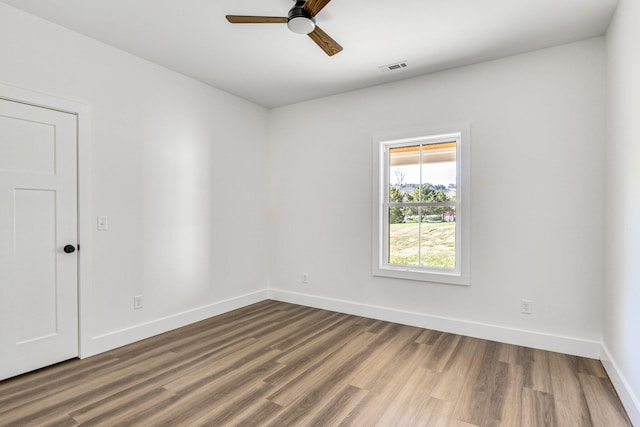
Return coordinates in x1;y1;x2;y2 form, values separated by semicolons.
287;0;316;34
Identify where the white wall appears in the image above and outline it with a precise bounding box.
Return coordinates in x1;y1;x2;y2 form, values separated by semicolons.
269;39;606;357
0;3;270;354
604;0;640;423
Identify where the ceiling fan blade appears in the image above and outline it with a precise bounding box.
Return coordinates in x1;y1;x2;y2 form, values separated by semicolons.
226;15;288;24
303;0;333;17
308;26;343;56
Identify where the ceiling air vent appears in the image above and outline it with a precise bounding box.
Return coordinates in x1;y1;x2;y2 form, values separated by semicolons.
379;61;408;73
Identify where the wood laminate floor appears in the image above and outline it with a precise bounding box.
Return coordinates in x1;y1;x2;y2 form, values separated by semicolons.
0;300;632;426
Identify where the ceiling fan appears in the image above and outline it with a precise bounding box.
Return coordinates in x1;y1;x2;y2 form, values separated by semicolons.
226;0;343;56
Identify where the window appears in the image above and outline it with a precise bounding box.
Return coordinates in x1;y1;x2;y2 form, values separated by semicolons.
372;124;470;285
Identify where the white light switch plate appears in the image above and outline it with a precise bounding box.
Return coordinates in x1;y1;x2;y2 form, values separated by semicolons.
97;216;108;231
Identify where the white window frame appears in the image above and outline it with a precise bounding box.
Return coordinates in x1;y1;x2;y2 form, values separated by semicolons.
372;123;470;285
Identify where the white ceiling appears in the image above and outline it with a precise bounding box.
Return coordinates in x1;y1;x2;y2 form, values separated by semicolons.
1;0;618;108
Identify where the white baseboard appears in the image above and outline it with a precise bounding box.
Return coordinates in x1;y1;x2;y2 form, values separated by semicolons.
81;288;601;359
267;289;602;359
601;344;640;426
83;290;269;357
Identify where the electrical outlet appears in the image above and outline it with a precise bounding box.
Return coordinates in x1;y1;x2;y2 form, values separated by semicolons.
521;299;533;314
302;273;309;284
134;295;143;309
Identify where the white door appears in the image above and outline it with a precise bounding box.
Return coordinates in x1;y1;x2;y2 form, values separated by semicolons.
0;98;78;381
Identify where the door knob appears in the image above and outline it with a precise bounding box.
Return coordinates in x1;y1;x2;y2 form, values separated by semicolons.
64;245;76;254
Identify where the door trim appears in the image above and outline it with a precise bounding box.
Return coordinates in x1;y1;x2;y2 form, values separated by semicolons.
0;82;93;358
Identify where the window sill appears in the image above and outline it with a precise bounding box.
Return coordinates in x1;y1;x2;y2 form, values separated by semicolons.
373;265;470;286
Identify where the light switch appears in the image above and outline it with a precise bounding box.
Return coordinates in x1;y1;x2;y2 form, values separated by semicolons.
97;216;108;231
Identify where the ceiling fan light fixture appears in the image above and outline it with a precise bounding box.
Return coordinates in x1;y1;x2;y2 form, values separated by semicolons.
287;0;315;34
287;16;316;34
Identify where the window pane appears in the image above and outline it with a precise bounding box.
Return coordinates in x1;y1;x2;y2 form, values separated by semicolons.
421;142;457;202
388;207;420;266
389;146;419;203
419;206;456;269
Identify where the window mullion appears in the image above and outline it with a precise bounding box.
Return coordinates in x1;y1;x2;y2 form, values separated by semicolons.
388;202;455;208
418;206;422;266
418;145;423;265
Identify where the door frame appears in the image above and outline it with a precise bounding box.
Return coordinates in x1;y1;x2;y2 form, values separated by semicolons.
0;82;93;358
